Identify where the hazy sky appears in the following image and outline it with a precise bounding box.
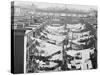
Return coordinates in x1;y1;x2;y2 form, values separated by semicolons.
14;1;97;11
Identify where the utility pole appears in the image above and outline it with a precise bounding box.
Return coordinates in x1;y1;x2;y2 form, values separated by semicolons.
61;18;69;70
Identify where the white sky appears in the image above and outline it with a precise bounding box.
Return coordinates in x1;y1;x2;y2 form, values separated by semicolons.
14;1;97;11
